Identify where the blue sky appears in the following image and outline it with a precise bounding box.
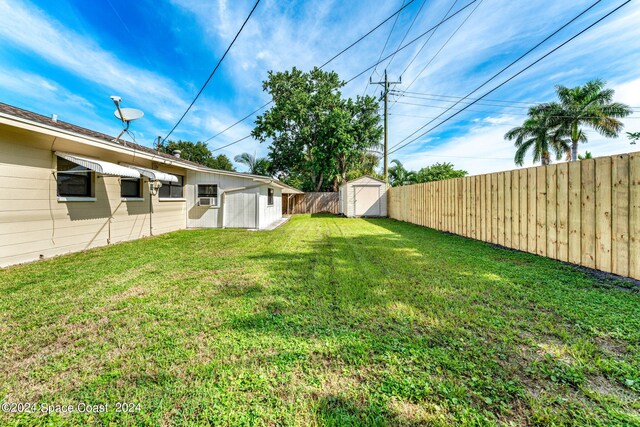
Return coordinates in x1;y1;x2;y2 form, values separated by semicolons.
1;0;639;174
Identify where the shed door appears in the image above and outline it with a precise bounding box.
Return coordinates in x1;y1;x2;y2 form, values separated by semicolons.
353;185;380;216
224;192;257;228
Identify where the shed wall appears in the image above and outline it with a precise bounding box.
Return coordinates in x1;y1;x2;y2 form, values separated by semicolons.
342;177;387;217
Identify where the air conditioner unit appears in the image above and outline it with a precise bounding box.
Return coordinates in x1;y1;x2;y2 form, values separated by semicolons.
198;197;215;206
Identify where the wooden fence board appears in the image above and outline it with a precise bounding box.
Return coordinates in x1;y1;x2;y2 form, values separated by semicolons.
536;166;547;257
581;159;596;268
511;170;519;250
568;161;582;265
484;175;490;243
595;157;612;273
556;163;569;262
612;155;629;277
546;165;557;259
497;172;505;246
527;168;537;254
504;171;512;248
630;153;639;279
491;174;498;244
519;168;528;251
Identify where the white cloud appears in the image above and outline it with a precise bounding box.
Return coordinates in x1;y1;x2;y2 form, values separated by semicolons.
397;78;640;175
0;0;187;123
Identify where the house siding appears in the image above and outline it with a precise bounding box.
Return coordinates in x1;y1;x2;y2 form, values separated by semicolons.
0;126;187;267
258;186;282;229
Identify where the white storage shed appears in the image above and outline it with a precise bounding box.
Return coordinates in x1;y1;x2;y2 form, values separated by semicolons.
339;176;388;217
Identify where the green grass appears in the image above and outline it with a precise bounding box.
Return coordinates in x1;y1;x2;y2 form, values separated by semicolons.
0;214;639;426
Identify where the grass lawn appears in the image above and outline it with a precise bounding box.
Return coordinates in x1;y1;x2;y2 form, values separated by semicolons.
0;214;639;426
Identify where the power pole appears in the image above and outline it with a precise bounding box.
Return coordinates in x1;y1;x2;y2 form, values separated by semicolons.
371;69;401;183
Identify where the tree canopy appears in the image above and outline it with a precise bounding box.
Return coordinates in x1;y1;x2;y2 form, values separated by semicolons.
159;140;235;171
388;160;466;187
234;152;271;176
505;79;631;165
252;67;382;191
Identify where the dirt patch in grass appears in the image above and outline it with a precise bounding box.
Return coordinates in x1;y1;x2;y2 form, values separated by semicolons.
595;335;631;360
586;375;640;407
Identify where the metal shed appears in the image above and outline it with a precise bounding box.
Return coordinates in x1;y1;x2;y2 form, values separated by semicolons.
339;175;388;217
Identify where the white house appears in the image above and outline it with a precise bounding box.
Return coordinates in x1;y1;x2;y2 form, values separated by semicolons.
0;102;301;267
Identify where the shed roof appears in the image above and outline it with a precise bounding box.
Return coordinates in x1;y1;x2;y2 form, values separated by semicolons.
340;175;387;187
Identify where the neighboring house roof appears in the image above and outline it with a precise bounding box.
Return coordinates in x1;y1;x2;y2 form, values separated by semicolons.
0;102;301;193
340;175;387;187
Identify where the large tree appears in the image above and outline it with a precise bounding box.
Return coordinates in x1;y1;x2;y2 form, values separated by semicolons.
208;154;235;171
414;162;467;183
252;67;382;191
159;140;235;171
388;160;416;187
234;152;271;176
505;107;569;166
159;140;213;165
545;79;632;161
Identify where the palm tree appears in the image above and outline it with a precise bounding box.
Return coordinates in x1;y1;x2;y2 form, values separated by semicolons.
547;79;632;161
505;107;569;166
388;159;416;187
234;152;271;175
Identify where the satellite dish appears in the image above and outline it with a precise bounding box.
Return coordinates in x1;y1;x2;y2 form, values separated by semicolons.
109;96;144;143
114;108;144;122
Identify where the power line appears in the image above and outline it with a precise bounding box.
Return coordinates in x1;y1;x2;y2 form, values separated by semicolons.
213;0;479;153
211;134;252;152
390;0;485;109
398;0;460;79
392;96;640;113
202;101;271;144
389;112;640;121
391;94;533;109
392;90;640;110
385;0;430;70
363;0;410;96
388;0;605;151
392;90;540;105
345;0;481;85
161;0;261;144
205;0;417;148
389;0;630;154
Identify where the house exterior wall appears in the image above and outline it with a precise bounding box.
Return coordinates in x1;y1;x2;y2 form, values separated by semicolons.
341;177;388;218
258;186;282;229
0;125;187;267
185;170;255;228
185;172;284;230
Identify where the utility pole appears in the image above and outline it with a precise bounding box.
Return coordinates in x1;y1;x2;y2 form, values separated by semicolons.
371;70;401;183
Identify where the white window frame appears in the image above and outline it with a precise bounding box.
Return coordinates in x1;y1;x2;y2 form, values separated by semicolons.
197;184;219;207
267;187;274;206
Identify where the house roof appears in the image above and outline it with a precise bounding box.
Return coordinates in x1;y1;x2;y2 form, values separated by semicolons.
0;102;301;193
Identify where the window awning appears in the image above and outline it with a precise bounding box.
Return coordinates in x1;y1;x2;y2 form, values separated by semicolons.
55;152;140;178
123;165;179;183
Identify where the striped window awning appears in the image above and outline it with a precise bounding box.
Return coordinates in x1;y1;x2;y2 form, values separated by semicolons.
55;152;140;178
123;165;179;183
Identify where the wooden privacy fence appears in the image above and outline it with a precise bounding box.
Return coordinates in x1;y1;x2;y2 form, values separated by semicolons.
284;192;339;214
388;152;640;280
